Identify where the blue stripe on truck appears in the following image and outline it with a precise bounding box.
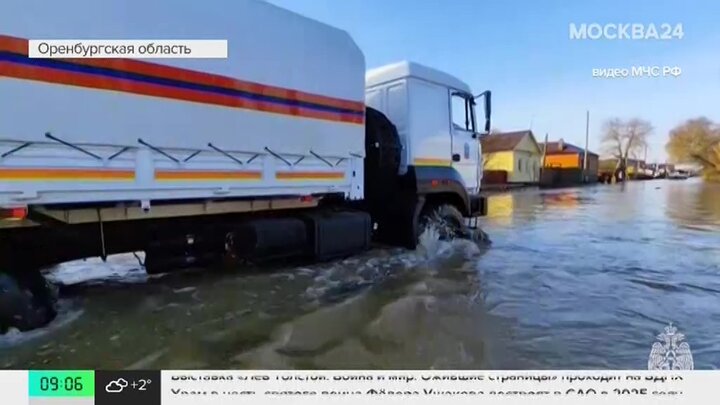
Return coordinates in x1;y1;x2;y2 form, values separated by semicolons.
0;52;365;118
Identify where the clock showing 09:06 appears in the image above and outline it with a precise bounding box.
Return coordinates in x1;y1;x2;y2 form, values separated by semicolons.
29;371;95;398
40;376;83;392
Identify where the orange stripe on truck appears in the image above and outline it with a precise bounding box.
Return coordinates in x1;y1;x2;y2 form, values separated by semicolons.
155;170;262;181
0;168;135;181
276;171;345;180
413;158;452;167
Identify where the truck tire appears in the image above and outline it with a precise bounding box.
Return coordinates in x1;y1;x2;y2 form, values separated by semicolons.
0;270;57;333
363;107;406;245
364;107;401;201
419;203;470;241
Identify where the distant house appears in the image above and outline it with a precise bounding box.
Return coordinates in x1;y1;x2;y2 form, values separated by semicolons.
598;157;648;177
625;158;647;175
481;130;542;184
649;163;675;172
540;139;599;182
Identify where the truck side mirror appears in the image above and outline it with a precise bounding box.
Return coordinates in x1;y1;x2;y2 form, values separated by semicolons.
474;90;492;134
483;91;492;133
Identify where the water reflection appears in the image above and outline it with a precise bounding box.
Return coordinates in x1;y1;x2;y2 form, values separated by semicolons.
541;191;580;210
665;180;720;230
486;194;515;226
479;180;720;369
485;190;551;226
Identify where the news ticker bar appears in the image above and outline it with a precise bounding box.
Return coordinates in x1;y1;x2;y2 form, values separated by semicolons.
0;370;717;405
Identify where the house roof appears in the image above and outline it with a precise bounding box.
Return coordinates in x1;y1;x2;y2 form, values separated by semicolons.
540;141;598;156
481;130;534;153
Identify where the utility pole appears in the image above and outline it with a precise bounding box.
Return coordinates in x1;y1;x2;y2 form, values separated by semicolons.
540;132;548;185
583;110;589;183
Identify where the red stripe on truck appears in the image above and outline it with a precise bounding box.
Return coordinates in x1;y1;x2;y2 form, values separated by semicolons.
0;35;27;54
0;35;366;125
0;61;363;124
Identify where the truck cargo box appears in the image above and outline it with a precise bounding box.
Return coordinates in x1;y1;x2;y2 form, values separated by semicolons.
0;0;366;209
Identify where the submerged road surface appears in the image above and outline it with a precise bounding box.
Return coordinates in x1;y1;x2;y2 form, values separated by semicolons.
1;179;719;369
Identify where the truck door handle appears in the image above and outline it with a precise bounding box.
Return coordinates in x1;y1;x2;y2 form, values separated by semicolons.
452;154;461;162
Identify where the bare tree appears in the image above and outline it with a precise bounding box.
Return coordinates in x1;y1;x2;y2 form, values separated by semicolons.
601;118;653;178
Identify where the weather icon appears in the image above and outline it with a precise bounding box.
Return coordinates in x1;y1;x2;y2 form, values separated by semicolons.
105;378;129;393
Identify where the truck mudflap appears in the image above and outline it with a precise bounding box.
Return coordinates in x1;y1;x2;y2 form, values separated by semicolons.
469;194;488;217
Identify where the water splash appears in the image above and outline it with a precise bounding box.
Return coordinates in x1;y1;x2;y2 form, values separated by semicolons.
232;223;493;369
417;226;445;260
0;300;83;348
46;253;147;286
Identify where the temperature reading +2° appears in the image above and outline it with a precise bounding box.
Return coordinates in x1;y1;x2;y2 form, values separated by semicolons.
133;379;151;391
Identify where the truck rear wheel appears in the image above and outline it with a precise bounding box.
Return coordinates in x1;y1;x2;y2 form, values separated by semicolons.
0;269;57;333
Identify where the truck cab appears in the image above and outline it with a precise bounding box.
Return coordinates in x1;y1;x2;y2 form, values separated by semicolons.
362;62;490;247
365;61;490;195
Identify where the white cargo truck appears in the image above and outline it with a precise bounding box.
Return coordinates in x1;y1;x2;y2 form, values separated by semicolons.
0;0;490;331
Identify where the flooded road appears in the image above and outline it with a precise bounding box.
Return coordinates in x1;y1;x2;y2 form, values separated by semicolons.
2;179;719;369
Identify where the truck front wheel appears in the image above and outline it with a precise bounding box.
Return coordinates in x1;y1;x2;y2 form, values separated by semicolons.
418;203;470;241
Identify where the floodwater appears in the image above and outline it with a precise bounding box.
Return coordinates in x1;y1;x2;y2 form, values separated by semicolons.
1;179;719;370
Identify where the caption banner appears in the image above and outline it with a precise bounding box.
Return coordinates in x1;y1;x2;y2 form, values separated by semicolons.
28;40;228;59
